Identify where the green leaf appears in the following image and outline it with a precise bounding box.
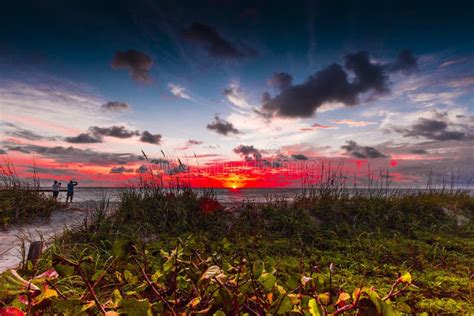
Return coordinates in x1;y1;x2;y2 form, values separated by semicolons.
336;292;351;306
112;289;123;307
253;260;264;279
118;298;152;316
53;264;75;278
200;265;222;281
112;239;130;259
287;293;300;305
358;298;379;316
123;270;138;284
162;255;175;273
399;272;412;284
52;299;95;315
379;300;399;316
318;292;330;306
258;272;277;292
213;311;226;316
0;270;39;298
308;298;323;316
277;296;293;314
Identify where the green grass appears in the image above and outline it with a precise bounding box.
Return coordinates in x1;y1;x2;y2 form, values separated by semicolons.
0;162;58;226
1;186;473;315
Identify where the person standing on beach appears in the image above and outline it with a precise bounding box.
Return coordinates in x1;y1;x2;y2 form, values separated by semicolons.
52;180;60;201
66;180;78;203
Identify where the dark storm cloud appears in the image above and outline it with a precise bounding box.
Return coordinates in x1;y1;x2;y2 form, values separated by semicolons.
411;149;428;155
291;154;308;160
110;166;133;173
345;51;389;94
186;139;203;146
207;116;240;136
150;158;170;165
3;122;57;141
64;133;102;144
101;101;130;111
7;146;32;154
90;126;140;139
140;131;162;145
262;50;417;118
111;50;153;82
386;49;418;74
233;144;261;161
401;118;466;141
167;164;188;175
28;167;72;176
181;22;256;59
267;72;293;91
341;140;388;159
136;165;148;174
4;143;140;165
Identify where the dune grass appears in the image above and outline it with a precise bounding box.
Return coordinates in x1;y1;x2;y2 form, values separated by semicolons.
0;161;58;227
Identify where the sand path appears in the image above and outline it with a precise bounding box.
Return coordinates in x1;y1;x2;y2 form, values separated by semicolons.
0;206;90;272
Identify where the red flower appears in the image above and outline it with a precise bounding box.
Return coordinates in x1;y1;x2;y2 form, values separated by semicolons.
0;307;25;316
198;197;222;214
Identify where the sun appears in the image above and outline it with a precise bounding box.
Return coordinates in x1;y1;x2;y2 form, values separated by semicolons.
232;185;237;189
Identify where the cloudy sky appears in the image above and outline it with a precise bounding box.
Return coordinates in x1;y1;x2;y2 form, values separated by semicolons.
0;0;473;188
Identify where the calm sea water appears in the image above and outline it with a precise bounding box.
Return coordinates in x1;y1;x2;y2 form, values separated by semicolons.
42;187;474;205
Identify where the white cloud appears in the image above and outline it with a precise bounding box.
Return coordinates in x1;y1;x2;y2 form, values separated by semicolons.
223;82;251;108
168;83;192;100
331;119;378;127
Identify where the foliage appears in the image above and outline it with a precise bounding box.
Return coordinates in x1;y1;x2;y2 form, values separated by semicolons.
0;239;415;315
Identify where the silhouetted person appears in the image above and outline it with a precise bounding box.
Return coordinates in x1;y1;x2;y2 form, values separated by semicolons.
52;180;60;201
66;180;78;203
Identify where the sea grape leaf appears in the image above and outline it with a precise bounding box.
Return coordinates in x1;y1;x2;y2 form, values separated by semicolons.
123;270;138;284
53;263;75;278
200;265;222;281
31;269;59;284
336;292;351;306
52;298;95;315
0;270;39;298
399;272;412;284
112;239;130;259
258;272;277;292
19;285;57;306
117;298;152;316
112;289;123;307
162;255;175;273
308;298;323;316
318;292;330;306
0;307;25;316
287;293;300;305
379;300;398;316
358;298;379;316
277;296;293;314
253;260;264;279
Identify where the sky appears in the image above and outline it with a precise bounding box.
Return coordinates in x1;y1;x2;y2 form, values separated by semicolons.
0;0;473;188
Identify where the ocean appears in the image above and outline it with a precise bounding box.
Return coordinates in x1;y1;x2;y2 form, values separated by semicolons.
42;187;474;205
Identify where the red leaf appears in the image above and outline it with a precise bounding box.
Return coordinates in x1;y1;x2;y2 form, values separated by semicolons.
0;307;25;316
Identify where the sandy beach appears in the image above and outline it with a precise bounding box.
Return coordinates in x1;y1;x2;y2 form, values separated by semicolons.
0;204;91;272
